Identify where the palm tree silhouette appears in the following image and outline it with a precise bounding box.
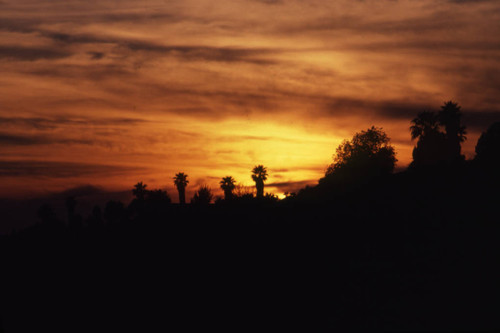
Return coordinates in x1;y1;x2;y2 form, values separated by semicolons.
410;111;440;141
251;165;268;198
438;101;467;161
132;182;148;201
220;176;236;201
173;173;189;204
438;101;467;143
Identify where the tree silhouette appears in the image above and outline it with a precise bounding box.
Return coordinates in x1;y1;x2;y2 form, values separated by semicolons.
410;111;440;141
325;126;396;179
251;165;268;198
86;205;103;228
220;176;236;201
410;111;448;167
191;185;213;205
37;203;60;226
65;196;77;222
104;200;125;225
65;196;82;229
475;121;500;167
132;182;148;201
438;101;466;161
409;102;466;167
146;189;171;204
173;172;189;204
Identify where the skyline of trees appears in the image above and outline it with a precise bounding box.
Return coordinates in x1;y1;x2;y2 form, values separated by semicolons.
27;101;500;215
122;101;494;204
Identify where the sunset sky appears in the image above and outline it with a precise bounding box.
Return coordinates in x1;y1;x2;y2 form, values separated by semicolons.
1;0;500;200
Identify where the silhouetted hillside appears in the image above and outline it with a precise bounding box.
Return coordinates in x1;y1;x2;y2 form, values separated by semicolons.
2;103;500;332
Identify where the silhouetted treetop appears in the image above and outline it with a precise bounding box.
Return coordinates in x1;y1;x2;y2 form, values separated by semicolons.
133;182;147;201
475;121;500;166
173;172;189;204
252;165;268;198
191;185;213;205
439;101;467;143
220;176;236;200
325;126;397;178
410;111;440;141
410;101;467;168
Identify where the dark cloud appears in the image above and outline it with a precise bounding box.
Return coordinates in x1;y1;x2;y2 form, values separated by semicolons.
49;184;105;199
323;98;433;120
36;31;280;64
0;133;95;146
323;97;500;131
341;39;500;53
0;11;182;34
0;160;141;178
463;110;500;132
88;51;105;60
252;0;284;4
0;116;148;130
125;43;278;64
0;45;72;61
267;180;317;193
449;0;495;3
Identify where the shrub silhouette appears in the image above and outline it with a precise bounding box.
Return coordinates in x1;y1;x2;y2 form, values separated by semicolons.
173;173;189;204
251;165;268;198
191;185;213;205
324;126;396;181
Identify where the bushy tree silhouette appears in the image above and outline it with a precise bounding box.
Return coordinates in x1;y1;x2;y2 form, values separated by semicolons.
173;173;189;204
191;185;213;205
475;121;500;167
146;189;171;204
325;126;396;180
220;176;236;201
251;165;268;198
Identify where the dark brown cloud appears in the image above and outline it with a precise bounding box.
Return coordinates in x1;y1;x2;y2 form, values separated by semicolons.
0;116;149;130
0;133;94;146
0;160;142;178
0;45;72;61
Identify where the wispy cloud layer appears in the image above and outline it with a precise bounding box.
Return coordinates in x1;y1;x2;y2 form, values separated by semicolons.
1;0;499;198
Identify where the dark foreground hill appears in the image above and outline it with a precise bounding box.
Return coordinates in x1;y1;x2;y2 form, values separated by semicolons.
1;164;500;332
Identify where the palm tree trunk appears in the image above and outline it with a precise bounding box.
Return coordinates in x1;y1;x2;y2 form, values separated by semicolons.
256;181;264;198
178;187;186;204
